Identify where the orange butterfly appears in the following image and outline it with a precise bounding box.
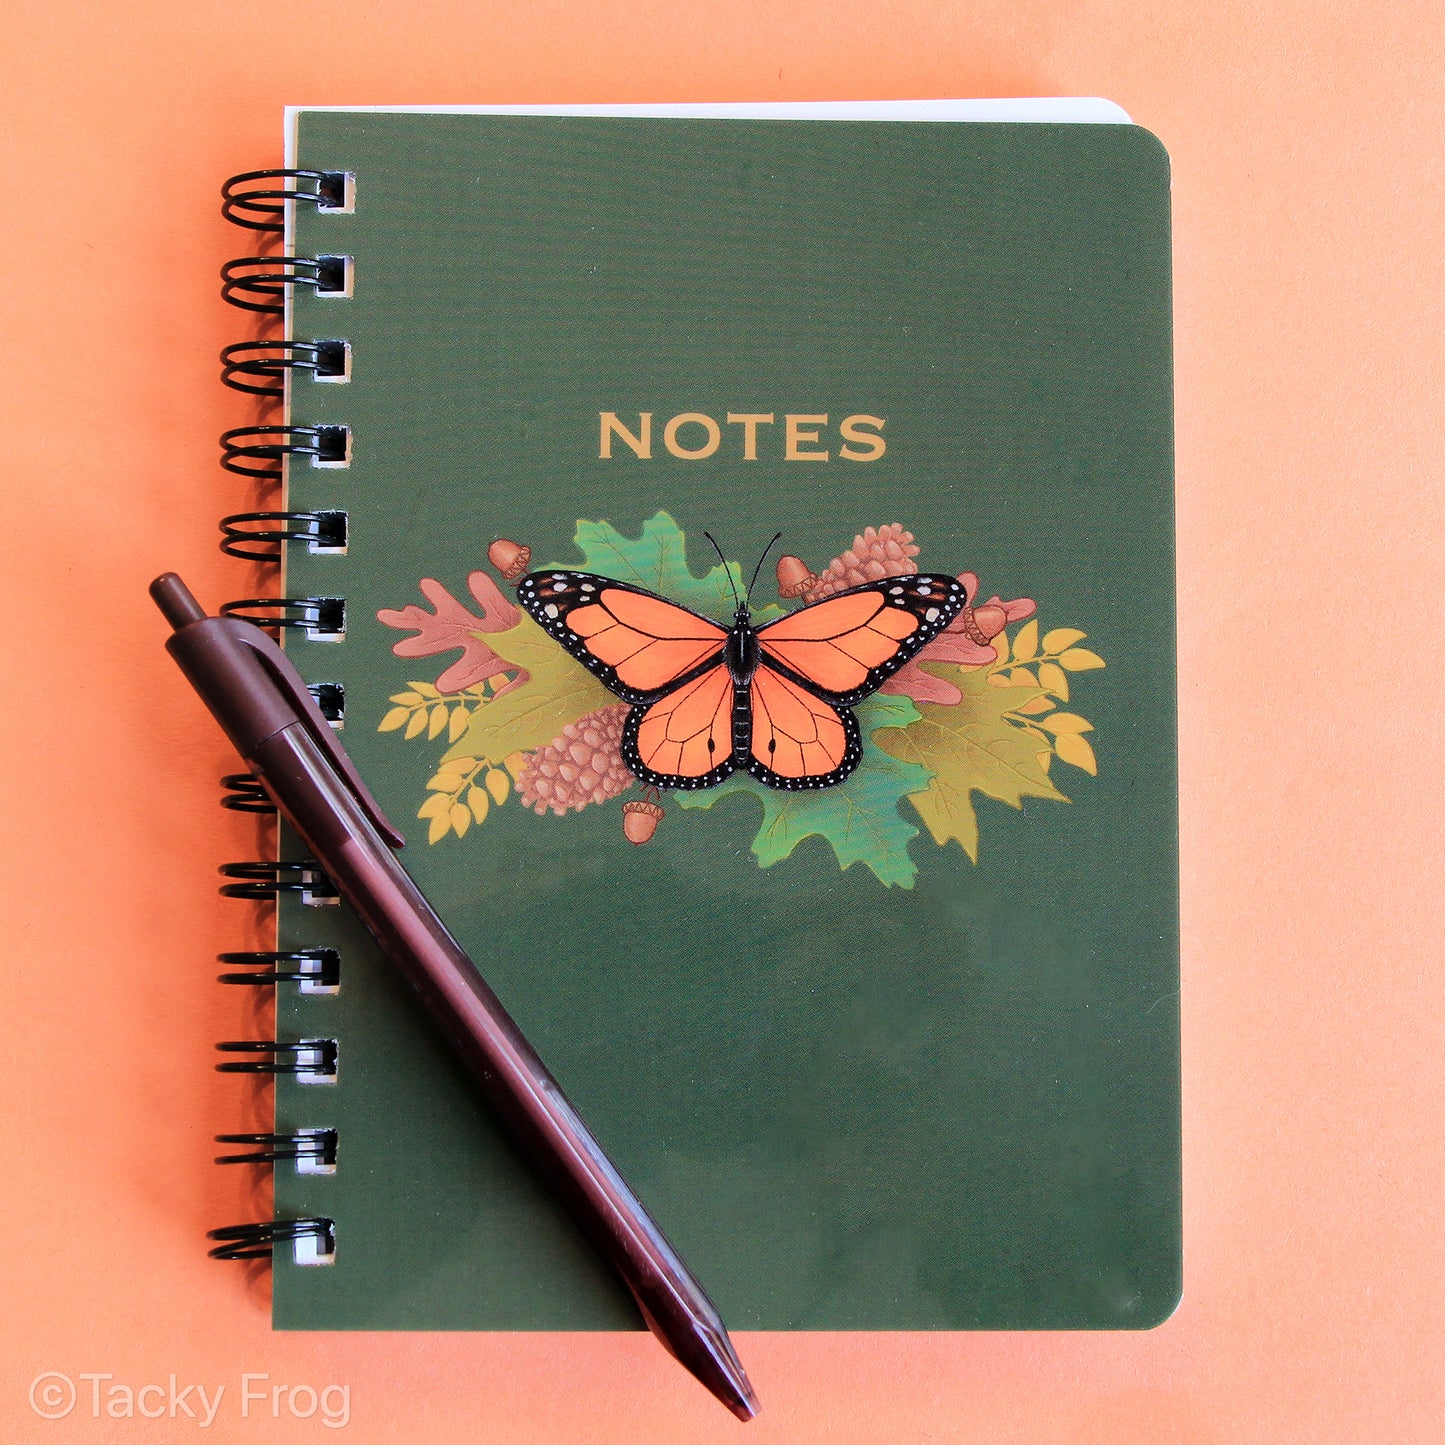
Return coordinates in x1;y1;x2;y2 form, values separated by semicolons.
517;558;967;792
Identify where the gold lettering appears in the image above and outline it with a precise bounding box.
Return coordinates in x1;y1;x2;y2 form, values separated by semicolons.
599;412;652;459
785;413;829;461
838;414;886;461
725;413;775;461
663;412;722;459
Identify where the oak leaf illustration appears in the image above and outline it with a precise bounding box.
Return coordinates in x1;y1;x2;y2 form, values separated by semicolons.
441;614;614;767
874;663;1068;863
377;572;523;694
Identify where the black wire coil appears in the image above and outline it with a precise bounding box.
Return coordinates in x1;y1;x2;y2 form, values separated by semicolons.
215;1039;339;1076
217;949;341;986
220;509;347;562
221;255;349;315
217;860;338;901
215;1130;339;1166
222;339;350;397
219;772;272;813
207;1217;336;1261
222;169;348;231
221;424;349;481
218;596;345;635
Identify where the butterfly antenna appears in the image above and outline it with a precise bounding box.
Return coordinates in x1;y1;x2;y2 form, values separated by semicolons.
703;531;743;610
746;533;784;603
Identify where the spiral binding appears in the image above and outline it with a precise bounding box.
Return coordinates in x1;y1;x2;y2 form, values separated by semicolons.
221;424;350;480
221;255;350;314
215;1039;339;1076
211;169;353;1264
221;169;349;231
222;340;349;397
217;949;341;986
215;1131;338;1166
220;510;348;562
207;1218;335;1262
217;860;339;901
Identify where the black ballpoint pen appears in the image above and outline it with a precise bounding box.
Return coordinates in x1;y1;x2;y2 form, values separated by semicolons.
151;572;759;1421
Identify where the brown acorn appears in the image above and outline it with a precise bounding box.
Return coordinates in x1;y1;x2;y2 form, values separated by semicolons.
488;538;531;581
776;554;817;600
622;798;664;845
967;601;1009;642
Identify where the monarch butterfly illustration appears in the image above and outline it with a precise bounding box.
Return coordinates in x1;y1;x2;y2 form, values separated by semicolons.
516;535;968;792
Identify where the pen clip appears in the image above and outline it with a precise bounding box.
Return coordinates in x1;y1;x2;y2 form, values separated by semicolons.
233;622;406;849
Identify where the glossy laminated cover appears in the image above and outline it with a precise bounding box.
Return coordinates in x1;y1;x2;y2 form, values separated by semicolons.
273;111;1178;1331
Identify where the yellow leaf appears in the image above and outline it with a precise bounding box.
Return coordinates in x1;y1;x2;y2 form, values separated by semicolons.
1037;749;1053;773
1042;628;1086;654
448;705;470;742
389;691;424;706
1038;662;1069;701
1038;712;1093;735
450;802;471;837
427;703;449;739
504;751;527;780
987;671;1010;687
404;709;428;740
1054;732;1097;774
1059;647;1106;672
379;706;411;733
485;768;510;805
427;811;451;844
1006;667;1038;689
875;664;1068;863
1015;694;1054;716
989;639;1008;670
1011;620;1039;662
418;793;449;820
410;681;441;697
468;786;491;824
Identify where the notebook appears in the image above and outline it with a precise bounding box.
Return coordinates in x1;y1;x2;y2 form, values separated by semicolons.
212;100;1180;1331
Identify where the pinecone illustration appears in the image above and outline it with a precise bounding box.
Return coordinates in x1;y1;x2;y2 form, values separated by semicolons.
518;704;635;815
807;523;921;600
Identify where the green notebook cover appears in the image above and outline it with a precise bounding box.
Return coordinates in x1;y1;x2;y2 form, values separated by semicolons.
270;109;1179;1332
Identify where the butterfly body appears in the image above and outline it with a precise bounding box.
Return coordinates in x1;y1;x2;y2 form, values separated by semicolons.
517;565;968;793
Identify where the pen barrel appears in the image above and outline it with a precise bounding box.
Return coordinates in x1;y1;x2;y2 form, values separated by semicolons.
247;724;738;1368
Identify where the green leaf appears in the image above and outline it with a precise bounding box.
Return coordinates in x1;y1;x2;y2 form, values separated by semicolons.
874;664;1068;863
441;614;614;766
675;694;930;888
564;510;748;623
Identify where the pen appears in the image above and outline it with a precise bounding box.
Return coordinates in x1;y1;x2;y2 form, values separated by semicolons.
151;572;759;1422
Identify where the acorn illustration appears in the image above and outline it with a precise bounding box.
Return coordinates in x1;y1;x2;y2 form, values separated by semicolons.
960;600;1009;647
622;798;664;845
488;538;531;581
775;554;817;600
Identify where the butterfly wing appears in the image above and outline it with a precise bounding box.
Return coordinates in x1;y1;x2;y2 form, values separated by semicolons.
620;662;738;790
746;665;862;789
517;571;728;704
755;574;969;705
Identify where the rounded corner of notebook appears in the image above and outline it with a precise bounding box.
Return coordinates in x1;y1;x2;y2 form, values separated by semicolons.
1133;1273;1185;1330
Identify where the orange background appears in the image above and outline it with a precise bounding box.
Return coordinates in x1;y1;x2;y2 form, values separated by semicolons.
3;2;1440;1441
